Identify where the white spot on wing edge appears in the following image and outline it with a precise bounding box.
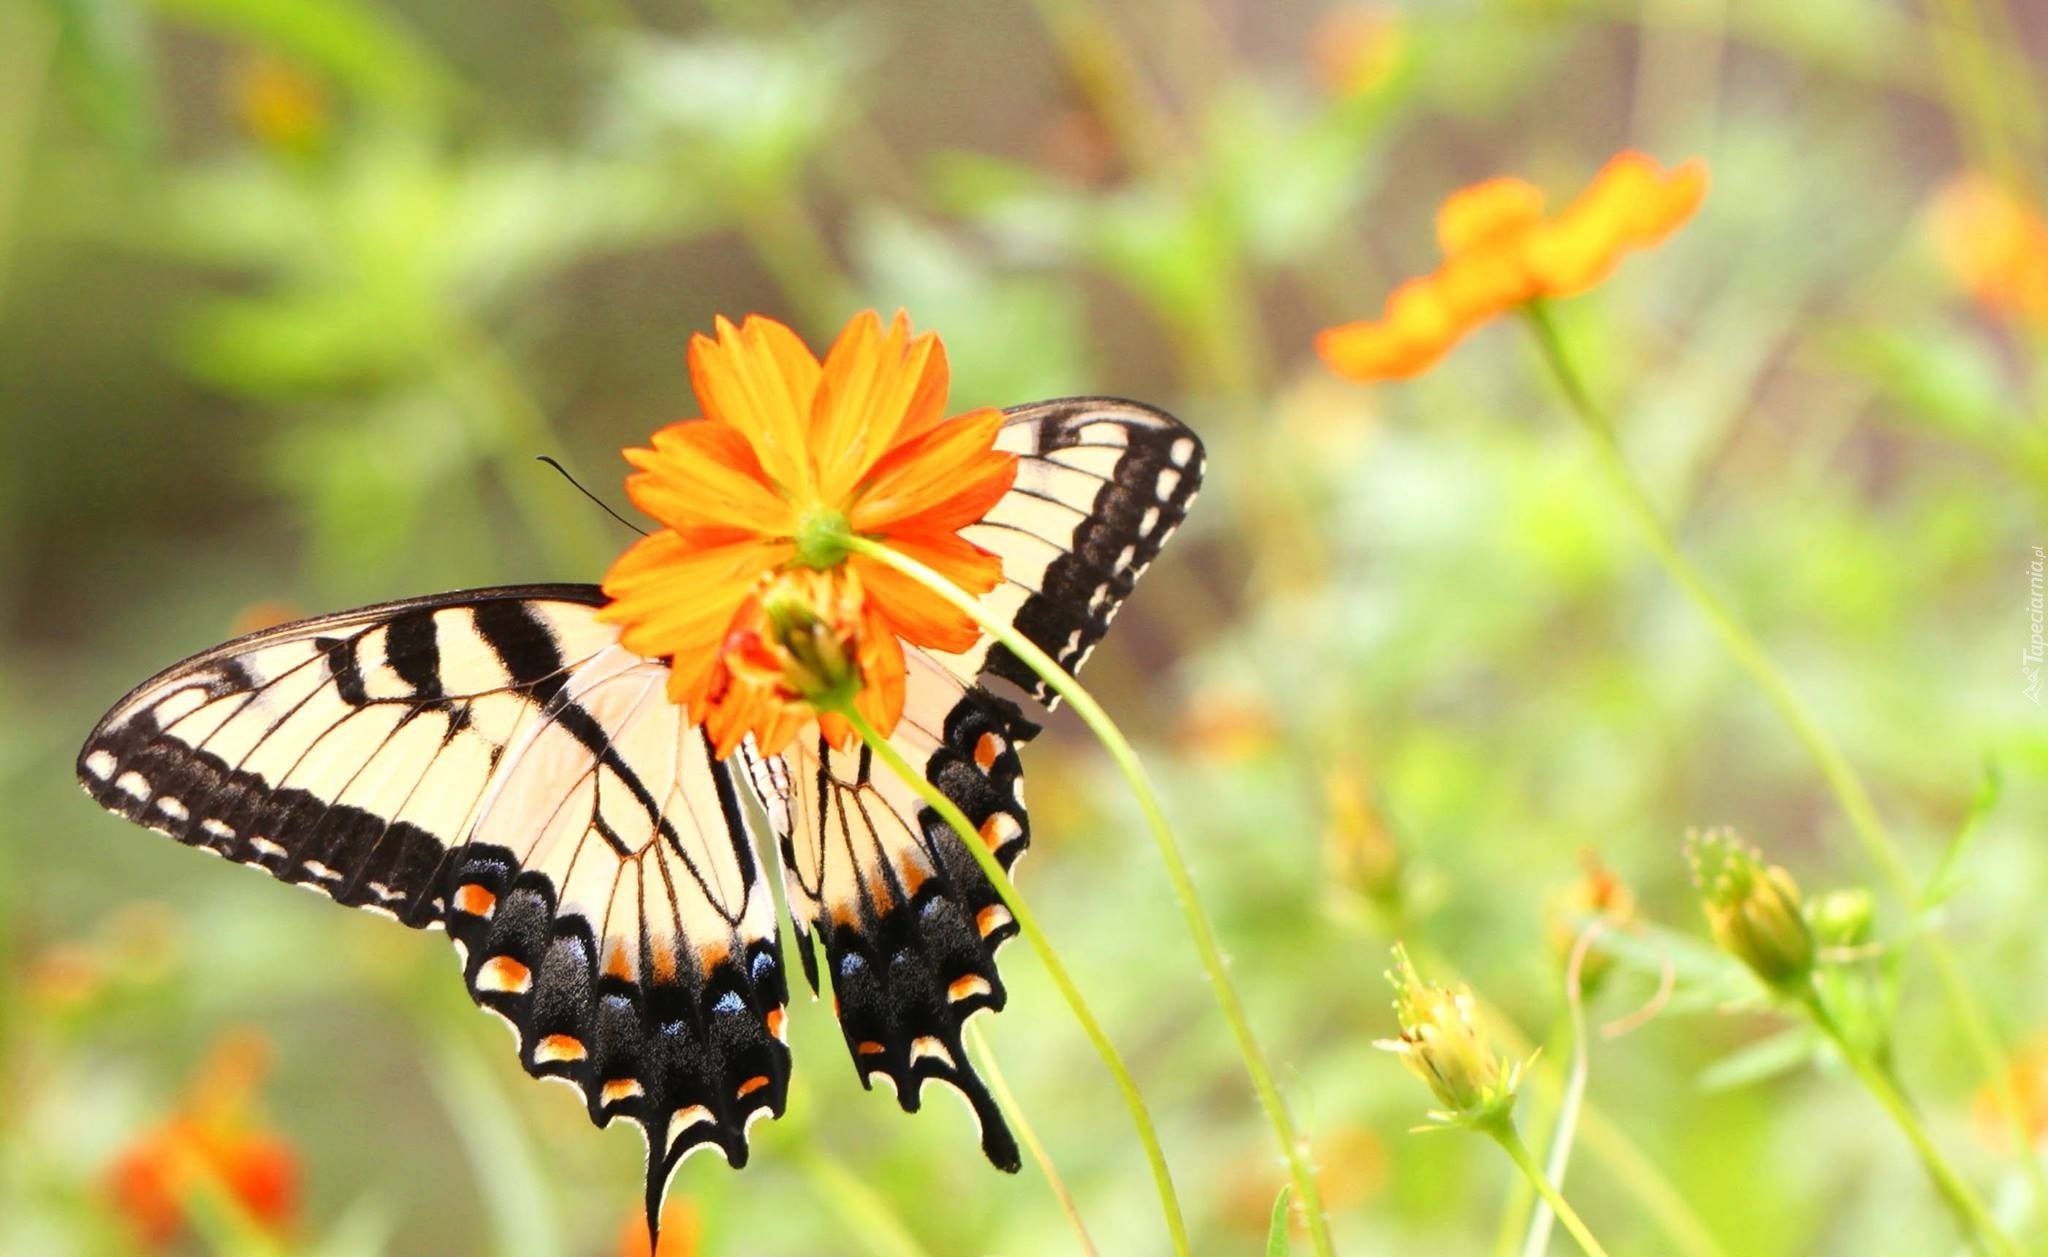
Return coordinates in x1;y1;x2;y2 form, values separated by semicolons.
154;797;189;821
115;771;150;801
1169;437;1196;467
1156;468;1182;498
84;750;117;780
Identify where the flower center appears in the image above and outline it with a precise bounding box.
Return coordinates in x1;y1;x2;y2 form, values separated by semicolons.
791;506;853;570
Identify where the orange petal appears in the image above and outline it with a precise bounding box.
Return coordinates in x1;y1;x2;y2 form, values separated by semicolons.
623;421;795;542
1436;177;1545;257
599;533;789;713
689;315;822;498
850;533;1000;656
1314;275;1468;380
811;311;952;503
1434;246;1535;321
849;408;1017;535
1625;157;1707;245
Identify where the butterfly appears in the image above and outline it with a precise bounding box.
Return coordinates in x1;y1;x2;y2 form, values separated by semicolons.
77;396;1203;1229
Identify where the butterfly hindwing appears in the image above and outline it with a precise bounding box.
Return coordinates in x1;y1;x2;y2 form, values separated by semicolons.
76;587;791;1188
747;648;1037;1172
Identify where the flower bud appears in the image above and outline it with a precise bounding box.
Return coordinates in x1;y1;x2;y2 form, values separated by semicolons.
1807;887;1876;950
1375;945;1525;1129
1686;829;1815;993
1325;768;1403;915
1543;850;1636;993
759;583;861;708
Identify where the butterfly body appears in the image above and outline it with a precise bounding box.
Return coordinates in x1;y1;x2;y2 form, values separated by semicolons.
77;398;1201;1219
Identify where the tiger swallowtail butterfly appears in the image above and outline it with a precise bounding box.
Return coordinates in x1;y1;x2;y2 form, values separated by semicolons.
77;397;1203;1226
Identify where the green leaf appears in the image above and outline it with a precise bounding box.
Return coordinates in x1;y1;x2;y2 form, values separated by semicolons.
39;0;158;160
1920;759;2005;911
1696;1026;1819;1093
1266;1184;1294;1257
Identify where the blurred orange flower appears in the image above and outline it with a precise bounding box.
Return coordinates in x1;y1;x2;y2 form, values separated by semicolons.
1317;152;1707;380
1310;7;1405;100
619;1198;700;1257
599;311;1017;753
1975;1032;2048;1151
107;1031;299;1250
226;54;328;156
1543;849;1639;993
1928;173;2048;328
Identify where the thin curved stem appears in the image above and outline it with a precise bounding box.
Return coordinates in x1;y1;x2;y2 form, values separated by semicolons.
967;1021;1102;1257
833;702;1191;1257
1486;1120;1615;1257
1521;301;2048;1228
841;534;1336;1257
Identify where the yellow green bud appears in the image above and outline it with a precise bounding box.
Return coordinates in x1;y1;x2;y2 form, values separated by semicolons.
1376;944;1526;1129
1686;829;1815;993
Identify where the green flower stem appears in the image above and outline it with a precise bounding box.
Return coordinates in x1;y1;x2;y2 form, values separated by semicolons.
1415;942;1733;1257
1520;300;2048;1226
1482;1117;1615;1257
832;700;1192;1257
840;533;1338;1257
1804;994;2023;1257
967;1021;1103;1257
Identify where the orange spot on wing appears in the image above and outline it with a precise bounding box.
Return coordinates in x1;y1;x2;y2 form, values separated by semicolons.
453;884;496;917
604;941;634;981
535;1034;586;1063
476;957;530;994
974;732;1002;771
897;856;929;897
736;1074;771;1099
975;904;1012;938
766;1007;786;1042
856;1040;887;1055
600;1078;644;1105
947;974;992;1003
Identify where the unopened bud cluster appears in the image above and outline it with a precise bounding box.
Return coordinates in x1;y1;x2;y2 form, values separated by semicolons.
1376;944;1526;1130
1686;828;1815;993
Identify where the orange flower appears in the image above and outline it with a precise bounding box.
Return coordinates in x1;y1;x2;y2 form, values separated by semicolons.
1928;173;2048;327
107;1031;299;1250
600;311;1018;753
1317;152;1706;380
703;565;901;757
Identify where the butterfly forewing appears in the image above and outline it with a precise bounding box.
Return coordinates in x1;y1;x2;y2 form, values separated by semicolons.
951;397;1205;706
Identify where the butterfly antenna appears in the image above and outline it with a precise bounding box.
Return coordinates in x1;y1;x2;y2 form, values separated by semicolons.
535;455;648;536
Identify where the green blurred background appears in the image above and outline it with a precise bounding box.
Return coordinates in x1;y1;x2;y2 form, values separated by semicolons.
2;0;2045;1254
